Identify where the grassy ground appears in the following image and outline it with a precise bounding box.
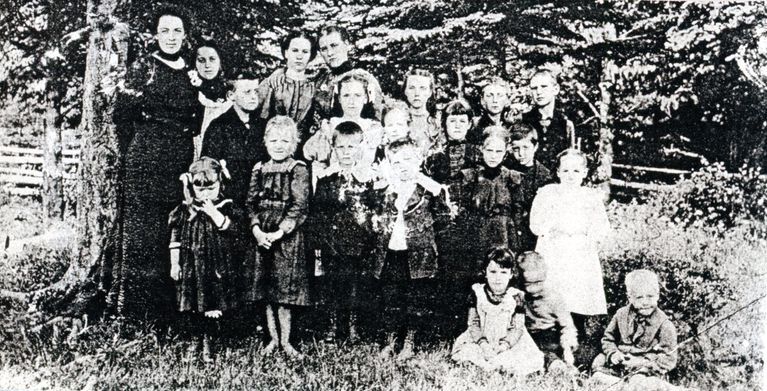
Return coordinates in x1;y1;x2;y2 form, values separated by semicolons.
0;193;764;390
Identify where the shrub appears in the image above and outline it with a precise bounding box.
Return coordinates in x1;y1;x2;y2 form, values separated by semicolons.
656;163;767;238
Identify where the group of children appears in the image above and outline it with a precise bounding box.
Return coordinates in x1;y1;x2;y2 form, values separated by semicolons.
168;62;681;388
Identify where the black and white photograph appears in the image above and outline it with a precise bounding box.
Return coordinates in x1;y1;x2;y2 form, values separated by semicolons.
0;1;765;389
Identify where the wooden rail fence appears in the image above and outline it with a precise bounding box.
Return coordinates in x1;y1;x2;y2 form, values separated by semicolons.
0;145;698;196
0;146;80;196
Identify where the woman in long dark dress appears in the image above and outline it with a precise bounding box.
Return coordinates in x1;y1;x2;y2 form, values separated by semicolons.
111;8;199;320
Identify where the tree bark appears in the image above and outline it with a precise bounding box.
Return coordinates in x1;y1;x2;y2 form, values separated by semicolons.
68;0;128;290
42;88;65;222
597;59;615;195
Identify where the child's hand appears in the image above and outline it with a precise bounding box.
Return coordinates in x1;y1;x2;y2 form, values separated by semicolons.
562;345;575;365
199;199;226;225
170;249;180;281
267;230;285;243
252;226;271;248
622;355;650;370
610;351;627;365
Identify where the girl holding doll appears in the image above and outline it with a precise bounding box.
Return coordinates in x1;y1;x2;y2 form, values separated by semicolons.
246;116;312;357
169;157;243;362
258;31;318;156
529;149;610;341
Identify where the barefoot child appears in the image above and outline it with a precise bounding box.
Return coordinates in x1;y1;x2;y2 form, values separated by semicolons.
246;116;311;357
310;121;378;342
591;269;679;390
169;157;242;362
529;149;610;359
451;248;543;374
517;251;577;370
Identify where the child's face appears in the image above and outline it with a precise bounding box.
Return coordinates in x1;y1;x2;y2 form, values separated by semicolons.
155;15;185;55
334;133;364;168
384;110;410;142
192;179;221;202
388;146;423;182
285;37;312;73
485;261;512;295
482;137;506;168
229;80;260;112
530;74;559;108
339;80;367;118
481;84;509;116
265;128;295;162
445;114;470;141
318;32;349;69
195;46;221;80
510;136;538;167
557;155;587;187
404;75;432;110
627;284;659;317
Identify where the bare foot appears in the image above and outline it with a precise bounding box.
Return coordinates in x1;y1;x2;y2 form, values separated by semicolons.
261;340;278;355
379;342;396;359
282;342;303;359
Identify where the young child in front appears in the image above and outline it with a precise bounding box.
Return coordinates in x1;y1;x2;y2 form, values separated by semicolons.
591;269;680;391
506;123;553;253
310;121;378;343
372;138;448;359
169;157;242;362
517;251;577;371
246;116;311;357
529;149;610;362
451;247;543;374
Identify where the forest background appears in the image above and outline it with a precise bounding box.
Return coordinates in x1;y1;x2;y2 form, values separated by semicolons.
0;1;765;390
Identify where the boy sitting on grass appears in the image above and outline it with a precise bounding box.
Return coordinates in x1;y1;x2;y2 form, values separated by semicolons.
591;269;681;390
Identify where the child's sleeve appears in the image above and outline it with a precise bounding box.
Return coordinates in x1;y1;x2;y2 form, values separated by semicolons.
588;189;611;242
278;163;311;234
601;312;622;363
256;74;276;121
246;164;263;229
167;205;185;249
643;319;678;373
465;293;485;344
529;186;554;236
499;294;526;349
200;119;225;161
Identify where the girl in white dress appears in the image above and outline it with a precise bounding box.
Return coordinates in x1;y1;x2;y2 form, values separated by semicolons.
452;247;544;374
529;149;610;335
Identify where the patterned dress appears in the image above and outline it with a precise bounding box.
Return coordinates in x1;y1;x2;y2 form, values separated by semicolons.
529;184;611;315
111;54;198;318
245;158;311;306
258;68;316;154
168;200;243;313
452;283;544;374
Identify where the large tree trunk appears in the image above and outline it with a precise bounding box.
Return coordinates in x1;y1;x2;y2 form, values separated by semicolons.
63;0;128;294
42;88;65;222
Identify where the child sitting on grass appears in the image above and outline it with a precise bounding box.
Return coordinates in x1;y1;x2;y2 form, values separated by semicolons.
591;269;680;390
517;251;577;371
451;247;544;374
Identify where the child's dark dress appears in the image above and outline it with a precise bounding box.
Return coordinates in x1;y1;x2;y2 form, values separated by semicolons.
463;165;523;255
246;158;311;306
505;159;553;252
168;200;243;313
